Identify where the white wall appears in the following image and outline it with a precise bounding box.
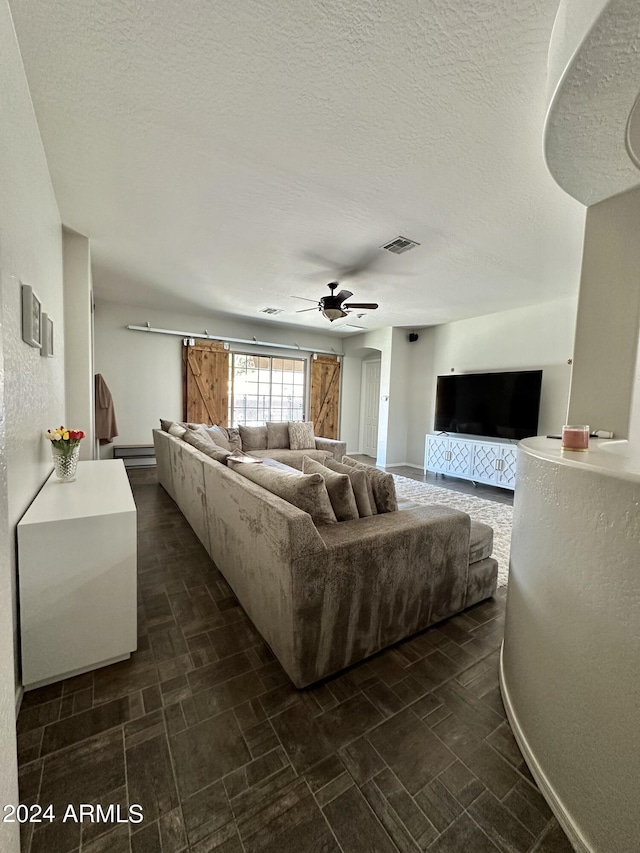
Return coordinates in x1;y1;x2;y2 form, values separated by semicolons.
568;185;640;439
406;330;436;466
339;352;367;453
0;2;65;849
386;328;412;466
63;228;94;459
405;297;578;466
93;299;343;447
503;439;640;852
343;328;392;462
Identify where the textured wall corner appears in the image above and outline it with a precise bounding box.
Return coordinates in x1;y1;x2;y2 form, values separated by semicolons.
544;0;640;205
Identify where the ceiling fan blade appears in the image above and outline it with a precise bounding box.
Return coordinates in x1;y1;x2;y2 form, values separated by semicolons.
334;289;353;303
343;302;378;310
291;295;319;302
339;248;383;278
296;306;319;313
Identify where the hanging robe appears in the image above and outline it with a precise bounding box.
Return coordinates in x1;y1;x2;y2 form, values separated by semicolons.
95;373;118;444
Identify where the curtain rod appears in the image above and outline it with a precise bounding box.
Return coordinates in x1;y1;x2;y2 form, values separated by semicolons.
126;324;344;357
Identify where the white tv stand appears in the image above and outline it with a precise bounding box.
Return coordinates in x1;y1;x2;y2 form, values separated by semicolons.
424;433;519;490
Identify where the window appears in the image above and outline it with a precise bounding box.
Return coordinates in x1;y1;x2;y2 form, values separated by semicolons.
228;353;306;426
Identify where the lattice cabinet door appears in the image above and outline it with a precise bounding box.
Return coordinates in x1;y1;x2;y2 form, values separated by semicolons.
447;440;472;477
425;436;449;473
470;443;501;482
496;445;518;487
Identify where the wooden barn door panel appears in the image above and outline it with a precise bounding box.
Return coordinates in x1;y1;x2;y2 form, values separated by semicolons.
310;355;340;439
183;340;229;426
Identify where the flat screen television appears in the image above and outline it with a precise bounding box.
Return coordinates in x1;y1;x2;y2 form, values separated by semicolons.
434;369;543;440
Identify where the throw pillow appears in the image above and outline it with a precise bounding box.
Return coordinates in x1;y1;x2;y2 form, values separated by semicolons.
336;457;377;515
183;428;231;463
302;456;358;521
204;444;232;464
206;425;232;451
226;427;242;453
228;459;337;525
168;422;187;439
238;424;268;451
288;421;315;451
160;419;173;432
267;421;290;449
341;456;398;513
324;458;374;517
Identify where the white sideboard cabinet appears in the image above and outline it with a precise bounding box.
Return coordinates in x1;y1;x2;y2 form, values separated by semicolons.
18;459;137;690
424;434;518;490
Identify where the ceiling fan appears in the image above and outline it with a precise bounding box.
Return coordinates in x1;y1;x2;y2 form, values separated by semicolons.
295;282;379;322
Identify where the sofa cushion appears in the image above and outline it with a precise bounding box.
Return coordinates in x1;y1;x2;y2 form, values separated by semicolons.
183;427;231;463
469;520;494;564
341;456;398;513
239;425;268;451
333;458;377;515
226;427;242;453
205;425;232;451
267;421;290;449
168;422;187;439
228;458;337;525
323;458;374;518
288;421;315;451
161;418;188;433
184;425;214;446
247;449;330;470
302;456;359;522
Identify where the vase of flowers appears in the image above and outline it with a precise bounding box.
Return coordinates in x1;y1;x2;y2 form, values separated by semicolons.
46;427;86;482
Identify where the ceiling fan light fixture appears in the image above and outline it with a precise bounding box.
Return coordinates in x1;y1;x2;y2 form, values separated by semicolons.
322;307;347;322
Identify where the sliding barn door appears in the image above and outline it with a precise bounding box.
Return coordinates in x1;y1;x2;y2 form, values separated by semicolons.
183;340;229;426
309;355;341;439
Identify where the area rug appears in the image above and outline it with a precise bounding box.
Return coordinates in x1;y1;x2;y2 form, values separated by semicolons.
392;473;512;587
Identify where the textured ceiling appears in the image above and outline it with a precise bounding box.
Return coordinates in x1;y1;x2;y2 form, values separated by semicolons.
10;0;585;335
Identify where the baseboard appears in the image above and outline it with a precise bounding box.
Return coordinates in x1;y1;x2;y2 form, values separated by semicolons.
385;462;423;470
15;685;23;717
498;645;592;853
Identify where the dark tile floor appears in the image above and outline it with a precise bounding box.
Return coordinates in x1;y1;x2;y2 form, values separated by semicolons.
16;466;572;853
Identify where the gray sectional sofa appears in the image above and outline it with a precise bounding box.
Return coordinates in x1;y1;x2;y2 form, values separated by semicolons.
153;428;498;688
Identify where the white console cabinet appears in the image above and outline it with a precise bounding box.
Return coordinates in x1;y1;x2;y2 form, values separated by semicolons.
424;434;518;490
17;460;137;690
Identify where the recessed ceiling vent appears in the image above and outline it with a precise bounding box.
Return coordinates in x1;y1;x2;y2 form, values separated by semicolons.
259;307;283;315
380;236;420;254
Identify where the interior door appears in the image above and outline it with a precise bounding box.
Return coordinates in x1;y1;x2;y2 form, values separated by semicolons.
361;360;380;457
309;355;340;439
183;340;229;425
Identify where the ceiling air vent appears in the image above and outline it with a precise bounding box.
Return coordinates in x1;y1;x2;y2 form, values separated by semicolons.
259;307;283;315
380;236;420;254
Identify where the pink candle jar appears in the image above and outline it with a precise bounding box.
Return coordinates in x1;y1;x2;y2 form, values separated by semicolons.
561;425;589;451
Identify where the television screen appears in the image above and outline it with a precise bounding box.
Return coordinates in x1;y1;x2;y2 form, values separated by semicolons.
434;370;543;440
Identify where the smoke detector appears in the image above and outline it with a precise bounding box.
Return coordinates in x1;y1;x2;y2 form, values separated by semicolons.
380;236;420;254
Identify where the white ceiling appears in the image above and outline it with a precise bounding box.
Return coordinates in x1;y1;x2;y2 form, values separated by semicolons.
10;0;586;335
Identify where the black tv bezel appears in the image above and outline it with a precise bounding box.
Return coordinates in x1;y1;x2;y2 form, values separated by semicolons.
434;368;543;441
